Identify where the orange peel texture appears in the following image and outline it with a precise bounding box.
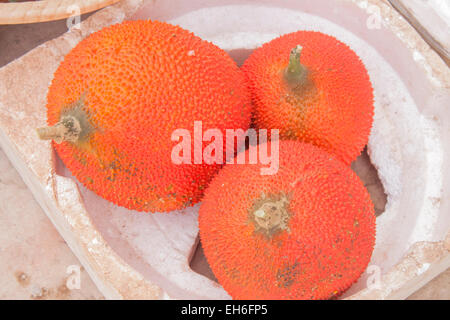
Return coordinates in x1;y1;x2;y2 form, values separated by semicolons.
241;31;374;164
199;140;376;299
45;20;252;212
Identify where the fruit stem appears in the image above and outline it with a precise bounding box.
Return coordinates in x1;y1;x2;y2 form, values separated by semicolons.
36;115;81;144
252;197;290;236
284;45;308;87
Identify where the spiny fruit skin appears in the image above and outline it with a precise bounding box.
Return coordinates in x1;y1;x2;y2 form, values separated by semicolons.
199;140;376;300
241;31;374;164
45;20;251;212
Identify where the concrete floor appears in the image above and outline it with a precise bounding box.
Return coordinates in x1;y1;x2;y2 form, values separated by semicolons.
0;11;448;300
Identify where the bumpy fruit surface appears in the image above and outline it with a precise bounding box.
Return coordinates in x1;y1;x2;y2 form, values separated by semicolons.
39;20;251;212
242;31;374;164
199;140;376;299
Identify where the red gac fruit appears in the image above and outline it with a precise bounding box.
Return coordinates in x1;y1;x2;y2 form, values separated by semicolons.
199;140;376;299
37;20;252;212
242;31;374;164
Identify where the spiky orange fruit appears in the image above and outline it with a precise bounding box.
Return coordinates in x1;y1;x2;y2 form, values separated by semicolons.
241;31;374;164
199;140;376;299
37;20;251;212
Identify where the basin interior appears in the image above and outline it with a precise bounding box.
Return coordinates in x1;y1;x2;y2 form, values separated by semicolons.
54;0;448;299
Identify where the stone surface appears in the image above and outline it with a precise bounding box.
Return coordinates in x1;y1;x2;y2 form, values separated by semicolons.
389;0;450;65
408;268;450;300
0;148;103;300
